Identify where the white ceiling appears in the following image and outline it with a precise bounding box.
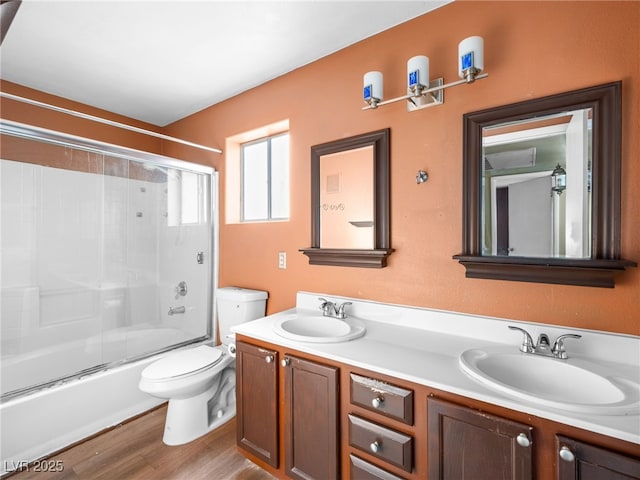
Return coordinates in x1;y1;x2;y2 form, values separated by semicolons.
1;0;451;126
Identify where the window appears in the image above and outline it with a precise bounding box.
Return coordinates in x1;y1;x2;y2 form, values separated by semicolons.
167;169;208;226
241;132;289;221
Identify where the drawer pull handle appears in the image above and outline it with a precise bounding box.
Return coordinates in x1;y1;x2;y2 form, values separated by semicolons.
370;440;381;453
264;355;274;363
559;446;575;462
281;357;290;367
516;433;531;448
371;396;384;409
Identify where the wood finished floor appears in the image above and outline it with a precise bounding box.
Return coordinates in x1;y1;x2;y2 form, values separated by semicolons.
8;405;275;480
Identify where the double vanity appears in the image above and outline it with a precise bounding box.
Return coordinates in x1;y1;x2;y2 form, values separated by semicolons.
232;291;639;480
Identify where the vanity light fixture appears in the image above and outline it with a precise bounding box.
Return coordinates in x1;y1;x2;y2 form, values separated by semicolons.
551;163;567;195
362;35;488;112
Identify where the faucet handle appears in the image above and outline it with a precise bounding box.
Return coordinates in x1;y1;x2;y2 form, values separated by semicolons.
552;334;582;359
175;281;187;299
318;297;335;315
508;326;535;353
336;302;352;318
318;297;331;308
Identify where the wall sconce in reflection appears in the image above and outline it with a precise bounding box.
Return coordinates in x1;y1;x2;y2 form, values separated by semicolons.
551;164;567;195
363;36;488;112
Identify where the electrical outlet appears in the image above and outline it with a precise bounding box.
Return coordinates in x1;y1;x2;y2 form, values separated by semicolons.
278;251;286;269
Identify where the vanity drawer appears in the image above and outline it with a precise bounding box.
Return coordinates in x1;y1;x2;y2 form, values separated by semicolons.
350;373;414;424
348;414;413;472
350;454;406;480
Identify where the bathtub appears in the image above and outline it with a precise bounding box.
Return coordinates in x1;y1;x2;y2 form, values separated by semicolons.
1;325;196;396
0;330;208;475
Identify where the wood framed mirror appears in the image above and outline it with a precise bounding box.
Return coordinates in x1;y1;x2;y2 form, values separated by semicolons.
300;128;393;267
453;82;636;287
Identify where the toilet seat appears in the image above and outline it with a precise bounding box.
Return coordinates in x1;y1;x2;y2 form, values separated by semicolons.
141;345;224;381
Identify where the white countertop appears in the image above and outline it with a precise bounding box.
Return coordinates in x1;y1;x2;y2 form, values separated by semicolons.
232;291;640;445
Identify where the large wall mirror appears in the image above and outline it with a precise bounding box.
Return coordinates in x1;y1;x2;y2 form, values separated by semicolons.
300;129;393;267
454;82;636;287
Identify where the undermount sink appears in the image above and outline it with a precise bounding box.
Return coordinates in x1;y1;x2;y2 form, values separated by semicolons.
273;313;366;343
459;346;640;415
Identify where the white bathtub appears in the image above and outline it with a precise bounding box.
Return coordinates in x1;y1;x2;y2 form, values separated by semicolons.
0;334;207;475
1;325;194;395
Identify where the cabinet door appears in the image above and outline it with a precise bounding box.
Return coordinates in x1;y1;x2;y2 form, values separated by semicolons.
556;435;640;480
428;397;533;480
235;341;279;467
283;354;339;480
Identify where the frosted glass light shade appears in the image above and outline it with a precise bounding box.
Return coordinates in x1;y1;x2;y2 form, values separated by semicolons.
363;71;383;102
458;36;484;79
407;55;429;91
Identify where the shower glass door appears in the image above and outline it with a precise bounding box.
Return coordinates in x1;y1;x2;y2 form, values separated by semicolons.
0;121;216;400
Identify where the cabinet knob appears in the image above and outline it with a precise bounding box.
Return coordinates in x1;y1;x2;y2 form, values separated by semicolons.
264;355;274;363
371;396;384;409
370;440;381;453
281;358;291;367
516;433;531;448
559;446;575;462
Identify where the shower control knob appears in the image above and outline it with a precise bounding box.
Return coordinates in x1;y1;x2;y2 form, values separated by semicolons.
371;396;384;409
264;355;274;363
281;358;291;367
175;281;188;299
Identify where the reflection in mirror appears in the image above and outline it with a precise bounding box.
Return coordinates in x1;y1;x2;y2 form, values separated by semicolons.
300;128;392;268
482;109;592;258
454;81;636;287
320;145;374;249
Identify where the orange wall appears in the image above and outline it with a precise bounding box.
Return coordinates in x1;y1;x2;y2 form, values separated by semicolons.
2;2;638;335
164;1;639;335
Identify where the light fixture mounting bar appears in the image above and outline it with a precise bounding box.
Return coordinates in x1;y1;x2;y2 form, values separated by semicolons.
362;73;488;111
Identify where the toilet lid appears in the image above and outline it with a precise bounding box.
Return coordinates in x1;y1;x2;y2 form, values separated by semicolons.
142;345;223;380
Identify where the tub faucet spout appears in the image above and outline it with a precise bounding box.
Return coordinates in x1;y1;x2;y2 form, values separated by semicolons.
168;306;186;316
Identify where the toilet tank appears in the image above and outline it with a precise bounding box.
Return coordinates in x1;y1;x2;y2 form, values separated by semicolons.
216;287;268;344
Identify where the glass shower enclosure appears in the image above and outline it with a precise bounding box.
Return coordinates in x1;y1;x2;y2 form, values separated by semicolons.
0;120;217;400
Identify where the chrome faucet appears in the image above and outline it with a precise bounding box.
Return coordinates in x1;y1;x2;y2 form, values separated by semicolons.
508;326;581;359
168;306;186;316
318;298;352;320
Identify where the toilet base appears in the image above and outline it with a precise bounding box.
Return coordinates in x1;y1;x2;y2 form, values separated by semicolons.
162;367;236;446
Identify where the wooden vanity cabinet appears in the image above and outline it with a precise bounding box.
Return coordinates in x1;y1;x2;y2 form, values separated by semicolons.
236;338;639;480
427;397;533;480
344;371;419;479
283;353;339;480
351;373;414;425
556;435;640;480
235;340;279;467
235;339;340;480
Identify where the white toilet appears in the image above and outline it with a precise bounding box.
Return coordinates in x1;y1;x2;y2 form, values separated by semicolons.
139;286;268;445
